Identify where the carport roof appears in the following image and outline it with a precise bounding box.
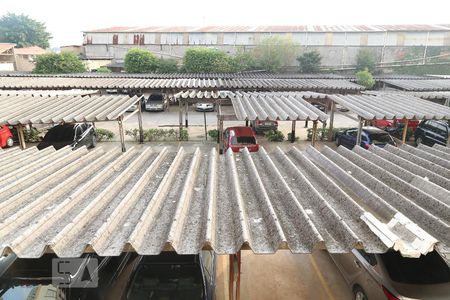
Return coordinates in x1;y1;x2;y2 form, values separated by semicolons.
0;144;448;259
230;91;329;121
329;94;450;120
0;94;141;125
383;79;450;91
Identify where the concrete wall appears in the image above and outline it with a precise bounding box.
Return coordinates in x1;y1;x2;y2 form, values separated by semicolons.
83;30;450;67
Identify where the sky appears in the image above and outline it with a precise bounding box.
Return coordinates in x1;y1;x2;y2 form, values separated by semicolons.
1;0;449;48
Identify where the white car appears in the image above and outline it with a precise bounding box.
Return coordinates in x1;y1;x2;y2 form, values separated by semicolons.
195;102;215;112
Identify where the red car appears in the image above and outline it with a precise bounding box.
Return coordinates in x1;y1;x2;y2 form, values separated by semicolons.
370;119;419;131
223;127;259;153
0;125;14;148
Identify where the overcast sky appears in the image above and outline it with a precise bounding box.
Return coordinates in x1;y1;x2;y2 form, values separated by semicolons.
1;0;449;48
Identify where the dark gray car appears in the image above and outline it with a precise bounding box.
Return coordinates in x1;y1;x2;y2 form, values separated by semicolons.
37;123;97;150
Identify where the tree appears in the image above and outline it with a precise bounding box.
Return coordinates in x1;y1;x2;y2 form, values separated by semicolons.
0;13;51;48
252;35;298;72
356;68;375;89
124;48;158;73
229;49;258;72
356;49;376;73
96;66;112;73
297;50;322;73
33;52;86;74
183;48;233;72
156;58;179;73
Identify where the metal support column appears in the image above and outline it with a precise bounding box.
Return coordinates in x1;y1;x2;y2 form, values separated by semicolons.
401;119;409;144
179;100;183;140
290;120;296;143
137;101;144;144
356;117;363;147
118;116;126;152
311;120;318;147
304;120;308;128
228;251;241;300
245;120;248;127
204;111;208;141
17;124;26;150
328;101;335;141
185;100;189;128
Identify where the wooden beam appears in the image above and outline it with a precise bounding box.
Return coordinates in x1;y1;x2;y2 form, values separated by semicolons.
290;120;296;143
311;120;318;147
118;116;126;152
137;100;144;144
356;117;363;147
17;124;26;150
328;100;335;141
401;119;409;144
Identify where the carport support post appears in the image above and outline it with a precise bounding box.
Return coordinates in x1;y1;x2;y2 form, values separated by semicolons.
328;100;335;141
179;100;183;140
137;101;144;144
17;124;26;150
118;116;126;152
185;100;189;128
356;117;363;147
290;120;296;143
311;120;318;147
401;119;409;144
229;251;241;300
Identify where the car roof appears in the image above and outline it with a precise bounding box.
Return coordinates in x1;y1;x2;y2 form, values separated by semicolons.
362;126;389;134
226;126;254;135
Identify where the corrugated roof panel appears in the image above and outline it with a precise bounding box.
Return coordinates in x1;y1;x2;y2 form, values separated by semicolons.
383;79;450;91
0;94;141;125
329;94;450;120
0;144;448;258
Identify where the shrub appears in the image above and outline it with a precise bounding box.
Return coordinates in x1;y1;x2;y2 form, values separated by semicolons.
125;129;140;141
156;58;179;73
307;127;350;141
124;48;158;73
208;129;219;139
23;127;43;143
356;49;376;73
183;48;233;73
356;68;375;89
252;35;298;72
287;132;300;142
179;128;189;141
96;128;114;141
33;52;86;74
297;50;322;73
126;128;188;142
96;66;111;73
265;130;285;142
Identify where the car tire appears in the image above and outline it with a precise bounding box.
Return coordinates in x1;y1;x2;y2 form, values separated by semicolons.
335;137;340;147
353;286;368;300
6;137;13;148
415;136;423;146
90;135;97;148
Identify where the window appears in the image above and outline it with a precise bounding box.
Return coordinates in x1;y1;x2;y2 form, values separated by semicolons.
139;34;145;45
112;34;118;45
133;34;139;45
346;129;357;137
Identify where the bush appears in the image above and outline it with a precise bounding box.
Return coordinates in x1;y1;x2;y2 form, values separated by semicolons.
23;128;43;143
252;35;298;72
356;68;375;89
183;48;233;73
265;130;285;142
229;49;258;72
126;128;188;142
287;132;300;142
356;49;376;73
33;52;86;74
307;127;350;141
297;50;322;73
124;48;158;73
156;58;179;73
96;128;114;141
208;129;219;139
96;66;111;73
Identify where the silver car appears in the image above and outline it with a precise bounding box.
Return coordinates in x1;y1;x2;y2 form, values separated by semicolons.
195;102;215;112
330;249;450;300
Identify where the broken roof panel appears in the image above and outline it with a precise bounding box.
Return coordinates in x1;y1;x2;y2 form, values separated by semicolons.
230;91;329;121
329;94;450;120
0;143;448;258
0;94;141;125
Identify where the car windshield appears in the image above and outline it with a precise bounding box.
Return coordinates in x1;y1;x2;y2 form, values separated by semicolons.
432;122;448;136
127;263;204;300
231;136;256;145
369;133;393;144
380;251;450;284
43;125;75;142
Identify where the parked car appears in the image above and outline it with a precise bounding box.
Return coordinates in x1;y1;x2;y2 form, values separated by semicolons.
222;126;259;153
126;103;138;113
0;124;14;148
250;120;278;134
103;252;216;300
311;102;326;112
144;93;168;112
330;249;450;300
37;123;97;150
414;120;449;147
370;119;420;131
195;102;215;112
335;126;396;149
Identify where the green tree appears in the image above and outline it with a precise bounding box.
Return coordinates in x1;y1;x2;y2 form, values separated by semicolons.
252;35;298;72
33;52;86;74
183;48;233;72
0;13;51;48
356;68;375;89
297;50;322;73
96;66;112;73
229;49;258;72
124;48;158;73
156;58;179;73
356;49;376;73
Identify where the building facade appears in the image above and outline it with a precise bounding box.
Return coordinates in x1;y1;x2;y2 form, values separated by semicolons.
82;25;450;69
